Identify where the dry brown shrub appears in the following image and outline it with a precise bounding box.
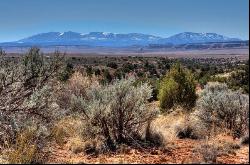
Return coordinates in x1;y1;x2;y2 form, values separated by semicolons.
6;127;44;164
51;116;85;146
56;71;100;114
66;136;85;154
193;134;241;163
67;71;99;97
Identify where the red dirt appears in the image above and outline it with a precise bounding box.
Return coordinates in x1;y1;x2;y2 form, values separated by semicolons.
45;138;249;164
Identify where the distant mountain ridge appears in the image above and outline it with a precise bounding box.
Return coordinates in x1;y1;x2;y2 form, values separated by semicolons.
16;31;161;47
158;32;241;45
1;31;242;47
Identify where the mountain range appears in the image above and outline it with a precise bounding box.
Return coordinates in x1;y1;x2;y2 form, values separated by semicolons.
0;32;242;47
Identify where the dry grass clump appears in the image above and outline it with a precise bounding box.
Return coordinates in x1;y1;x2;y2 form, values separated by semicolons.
213;135;241;155
194;140;219;163
51;116;85;147
66;137;102;155
144;120;165;147
82;140;101;155
240;133;249;145
52;116;103;155
143;107;207;149
6;127;45;164
144;113;178;147
0;152;8;164
66;137;85;154
149;107;207;142
173;113;207;140
193;135;241;163
143;108;184;146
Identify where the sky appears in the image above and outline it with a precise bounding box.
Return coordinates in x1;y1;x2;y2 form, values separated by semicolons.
0;0;249;42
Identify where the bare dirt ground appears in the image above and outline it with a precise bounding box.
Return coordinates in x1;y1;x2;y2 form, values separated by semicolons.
44;137;249;164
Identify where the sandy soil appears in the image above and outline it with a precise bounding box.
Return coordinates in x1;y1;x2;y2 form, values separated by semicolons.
44;138;249;164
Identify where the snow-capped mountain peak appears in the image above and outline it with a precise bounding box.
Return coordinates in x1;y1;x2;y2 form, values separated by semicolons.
16;31;241;46
159;32;241;44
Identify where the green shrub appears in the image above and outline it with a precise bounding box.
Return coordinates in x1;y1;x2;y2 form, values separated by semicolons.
107;62;118;69
228;68;249;94
158;63;197;112
86;66;93;77
102;69;112;84
58;62;74;82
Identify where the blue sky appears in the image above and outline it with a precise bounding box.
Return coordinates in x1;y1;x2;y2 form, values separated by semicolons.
0;0;249;42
